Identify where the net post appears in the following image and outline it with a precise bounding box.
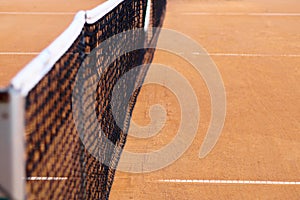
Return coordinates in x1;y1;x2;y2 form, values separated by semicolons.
0;88;25;200
144;0;151;32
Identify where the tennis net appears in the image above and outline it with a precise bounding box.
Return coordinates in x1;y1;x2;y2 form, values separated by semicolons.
0;0;166;199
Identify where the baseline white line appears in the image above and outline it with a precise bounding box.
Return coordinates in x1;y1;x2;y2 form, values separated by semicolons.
0;52;40;55
158;179;300;185
2;11;299;17
181;12;300;16
26;177;68;181
0;11;75;15
204;53;300;57
2;52;300;57
186;52;300;57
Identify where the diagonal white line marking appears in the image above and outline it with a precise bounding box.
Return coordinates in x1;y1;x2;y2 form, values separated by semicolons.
26;177;68;181
158;179;300;185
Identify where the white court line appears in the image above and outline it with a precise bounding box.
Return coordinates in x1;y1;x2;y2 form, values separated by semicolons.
194;52;300;57
158;179;300;185
0;52;40;55
1;11;300;17
1;52;300;57
26;177;68;181
179;52;300;57
0;11;75;15
181;12;300;16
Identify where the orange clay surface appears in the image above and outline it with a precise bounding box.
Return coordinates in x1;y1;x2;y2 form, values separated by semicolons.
0;0;299;199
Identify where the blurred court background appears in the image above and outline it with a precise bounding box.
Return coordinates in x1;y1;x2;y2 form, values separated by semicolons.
0;0;299;199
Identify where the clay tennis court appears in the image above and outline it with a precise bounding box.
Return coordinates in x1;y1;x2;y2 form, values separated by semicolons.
0;0;299;199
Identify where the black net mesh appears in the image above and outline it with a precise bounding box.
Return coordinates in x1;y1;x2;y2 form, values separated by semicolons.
23;0;166;199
